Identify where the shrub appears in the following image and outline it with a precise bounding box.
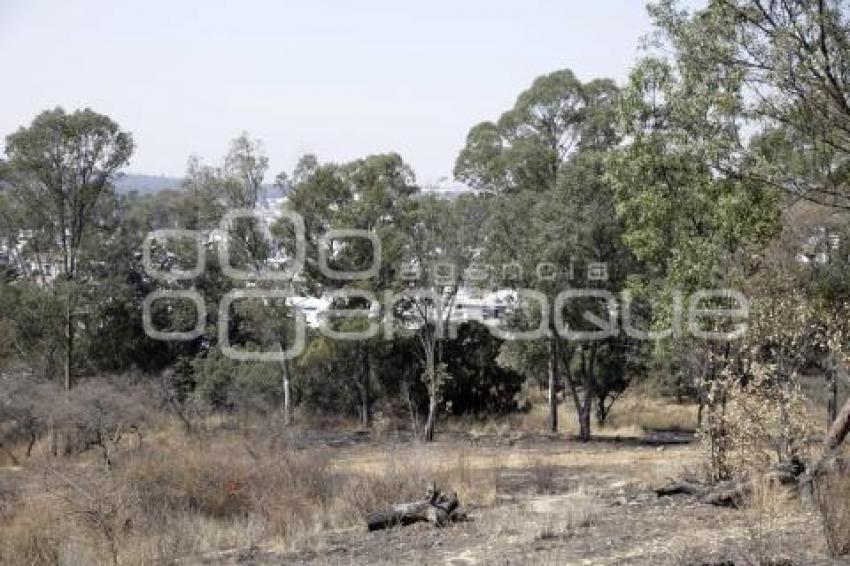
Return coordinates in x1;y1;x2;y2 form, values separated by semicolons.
698;361;815;482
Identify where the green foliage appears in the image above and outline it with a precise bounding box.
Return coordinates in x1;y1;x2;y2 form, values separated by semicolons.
4;107;134;278
609;55;779;297
649;0;850;209
440;322;525;416
0;283;64;378
191;347;282;411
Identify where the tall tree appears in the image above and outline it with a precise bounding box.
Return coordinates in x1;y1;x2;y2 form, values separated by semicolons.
393;194;486;441
455;69;624;438
279;153;418;427
3;108;133;390
611;5;784;459
648;0;850;208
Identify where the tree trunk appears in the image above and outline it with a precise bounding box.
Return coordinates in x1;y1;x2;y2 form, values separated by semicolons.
424;395;437;442
577;344;596;442
64;299;73;393
423;342;437;442
548;335;558;433
578;399;592;442
826;357;838;428
595;395;608;427
360;347;372;428
817;396;850;460
401;377;419;436
49;417;57;457
276;337;292;426
281;358;291;426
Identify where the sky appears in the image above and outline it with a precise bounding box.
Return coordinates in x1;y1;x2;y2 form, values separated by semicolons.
0;1;701;185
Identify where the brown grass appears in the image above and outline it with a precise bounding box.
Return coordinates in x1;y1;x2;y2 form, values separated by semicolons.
440;390;699;439
0;423;498;565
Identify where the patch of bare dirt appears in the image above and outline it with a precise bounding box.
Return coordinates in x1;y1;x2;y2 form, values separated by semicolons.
179;436;841;565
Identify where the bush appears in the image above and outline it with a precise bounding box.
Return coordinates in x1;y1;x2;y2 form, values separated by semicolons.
441;322;525;416
191;348;282;411
698;361;815;482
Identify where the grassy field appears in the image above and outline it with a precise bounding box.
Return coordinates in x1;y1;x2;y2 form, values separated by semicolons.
0;393;841;565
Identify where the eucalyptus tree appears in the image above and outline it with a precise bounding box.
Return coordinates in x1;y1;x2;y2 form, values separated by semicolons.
648;0;850;209
393;193;487;441
610;4;790;462
278;153;418;427
179;134;303;421
3;108;133;390
455;69;624;437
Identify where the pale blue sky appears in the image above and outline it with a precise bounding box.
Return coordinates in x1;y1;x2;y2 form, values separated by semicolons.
0;1;702;184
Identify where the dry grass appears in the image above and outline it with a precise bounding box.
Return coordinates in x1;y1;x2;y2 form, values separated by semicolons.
602;394;699;434
534;486;600;540
0;424;499;565
442;390;699;439
741;476;802;563
0;388;824;565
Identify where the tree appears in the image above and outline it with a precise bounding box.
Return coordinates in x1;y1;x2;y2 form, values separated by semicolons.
393;194;487;440
609;46;781;402
615;2;822;476
164;134;304;423
455;68;627;439
3;108;133;390
648;0;850;209
278;152;418;427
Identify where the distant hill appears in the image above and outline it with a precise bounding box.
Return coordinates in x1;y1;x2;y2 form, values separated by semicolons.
114;174;286;197
114;174;183;195
114;173;466;199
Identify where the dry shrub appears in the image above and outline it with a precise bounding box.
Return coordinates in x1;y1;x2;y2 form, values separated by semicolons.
815;468;850;556
1;426;499;562
247;449;339;539
0;376;153;468
0;473;21;521
120;437;344;552
698;362;816;482
332;446;494;525
40;463;138;566
335;449;437;523
533;487;599;541
603;394;698;433
128;450;253;520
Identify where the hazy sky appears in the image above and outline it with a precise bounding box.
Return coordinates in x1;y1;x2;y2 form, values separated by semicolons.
0;1;700;185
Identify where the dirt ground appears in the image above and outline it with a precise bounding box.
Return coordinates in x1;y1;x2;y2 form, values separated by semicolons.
181;432;840;566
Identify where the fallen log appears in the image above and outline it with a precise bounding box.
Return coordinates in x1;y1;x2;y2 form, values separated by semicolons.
654;479;749;508
367;483;465;531
654;459;805;508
